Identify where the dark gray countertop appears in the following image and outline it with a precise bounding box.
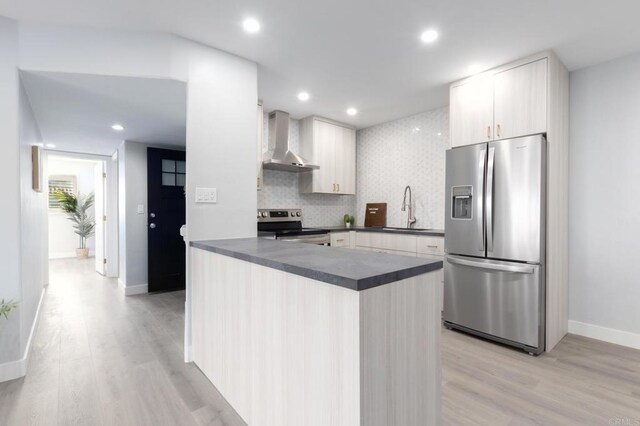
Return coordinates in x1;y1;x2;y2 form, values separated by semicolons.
324;226;445;237
190;238;442;291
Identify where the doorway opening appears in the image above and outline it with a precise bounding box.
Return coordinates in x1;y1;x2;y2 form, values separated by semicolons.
46;153;112;276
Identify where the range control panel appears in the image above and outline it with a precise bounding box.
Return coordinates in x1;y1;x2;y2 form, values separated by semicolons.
257;209;303;222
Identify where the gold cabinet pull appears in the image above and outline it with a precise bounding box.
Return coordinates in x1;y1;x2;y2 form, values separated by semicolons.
333;183;336;192
337;183;340;192
496;124;501;138
487;126;491;139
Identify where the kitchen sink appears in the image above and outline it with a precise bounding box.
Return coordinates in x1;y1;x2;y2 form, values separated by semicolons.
382;227;432;232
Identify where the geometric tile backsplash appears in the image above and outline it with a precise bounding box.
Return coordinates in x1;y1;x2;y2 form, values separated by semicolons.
257;114;357;227
356;106;450;229
258;106;450;229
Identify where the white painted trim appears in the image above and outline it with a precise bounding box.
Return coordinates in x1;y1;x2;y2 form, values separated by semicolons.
568;320;640;350
0;288;46;383
118;279;148;296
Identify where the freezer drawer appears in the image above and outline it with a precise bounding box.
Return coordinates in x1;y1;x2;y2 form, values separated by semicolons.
443;255;544;352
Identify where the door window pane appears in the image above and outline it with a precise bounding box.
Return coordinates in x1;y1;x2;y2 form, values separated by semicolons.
176;174;186;187
162;173;176;186
176;161;186;173
162;159;176;173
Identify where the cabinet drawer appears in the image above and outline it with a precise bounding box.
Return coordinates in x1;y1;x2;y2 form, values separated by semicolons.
417;236;444;256
355;232;417;253
330;232;350;247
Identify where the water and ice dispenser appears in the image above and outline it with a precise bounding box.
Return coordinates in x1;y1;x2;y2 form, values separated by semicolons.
451;186;473;219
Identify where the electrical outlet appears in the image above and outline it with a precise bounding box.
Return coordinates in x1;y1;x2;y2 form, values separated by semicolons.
195;187;217;203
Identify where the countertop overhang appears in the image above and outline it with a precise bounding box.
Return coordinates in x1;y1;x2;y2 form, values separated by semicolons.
190;238;443;291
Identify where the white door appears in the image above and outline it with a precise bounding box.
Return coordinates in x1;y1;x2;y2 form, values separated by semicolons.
494;59;547;140
335;126;356;195
450;75;494;147
94;162;106;275
312;119;336;193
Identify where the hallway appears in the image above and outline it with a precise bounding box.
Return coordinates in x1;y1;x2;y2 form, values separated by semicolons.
0;259;244;425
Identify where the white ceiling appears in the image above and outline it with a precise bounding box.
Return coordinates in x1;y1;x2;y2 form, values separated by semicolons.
6;0;640;128
21;71;187;155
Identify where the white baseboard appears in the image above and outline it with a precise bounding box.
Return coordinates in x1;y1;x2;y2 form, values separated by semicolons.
568;320;640;350
0;287;46;383
49;251;95;259
118;279;148;296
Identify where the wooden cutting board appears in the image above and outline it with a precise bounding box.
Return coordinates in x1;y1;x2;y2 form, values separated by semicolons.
364;203;387;228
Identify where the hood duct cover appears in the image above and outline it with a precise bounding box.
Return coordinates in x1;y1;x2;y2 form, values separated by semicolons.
262;110;319;172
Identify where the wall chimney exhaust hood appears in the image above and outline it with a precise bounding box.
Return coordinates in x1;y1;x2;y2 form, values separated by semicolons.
262;110;319;172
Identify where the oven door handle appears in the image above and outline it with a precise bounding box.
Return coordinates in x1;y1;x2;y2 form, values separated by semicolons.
278;235;330;245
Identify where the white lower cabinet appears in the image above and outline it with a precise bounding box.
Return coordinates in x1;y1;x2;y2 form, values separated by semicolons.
340;231;445;311
330;232;351;247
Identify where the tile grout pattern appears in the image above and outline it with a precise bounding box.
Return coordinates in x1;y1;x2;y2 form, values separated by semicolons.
257;114;356;227
2;259;639;425
356;106;450;229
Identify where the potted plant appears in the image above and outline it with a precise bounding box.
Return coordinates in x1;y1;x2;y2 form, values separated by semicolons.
0;299;18;320
343;214;355;228
52;190;96;259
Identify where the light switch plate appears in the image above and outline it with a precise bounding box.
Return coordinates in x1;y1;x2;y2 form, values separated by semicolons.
195;187;217;203
137;204;144;214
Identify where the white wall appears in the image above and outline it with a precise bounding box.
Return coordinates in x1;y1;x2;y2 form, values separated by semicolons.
569;51;640;346
0;20;257;373
257;114;357;227
0;16;23;368
47;157;98;258
356;107;449;229
18;76;47;365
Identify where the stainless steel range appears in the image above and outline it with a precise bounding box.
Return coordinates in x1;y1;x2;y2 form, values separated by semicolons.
257;209;330;245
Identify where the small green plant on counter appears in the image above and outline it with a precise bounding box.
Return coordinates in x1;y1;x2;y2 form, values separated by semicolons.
0;299;18;320
343;214;355;227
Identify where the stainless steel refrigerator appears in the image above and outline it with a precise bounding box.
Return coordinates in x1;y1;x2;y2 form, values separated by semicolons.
444;134;546;354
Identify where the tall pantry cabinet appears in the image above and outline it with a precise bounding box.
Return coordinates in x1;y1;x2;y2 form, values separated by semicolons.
448;51;569;351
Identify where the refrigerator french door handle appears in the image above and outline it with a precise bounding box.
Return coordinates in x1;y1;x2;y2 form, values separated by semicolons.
446;255;535;274
477;149;486;251
486;146;496;253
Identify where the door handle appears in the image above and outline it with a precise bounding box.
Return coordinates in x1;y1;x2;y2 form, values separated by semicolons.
447;255;534;274
150;223;156;229
486;146;495;253
477;148;486;252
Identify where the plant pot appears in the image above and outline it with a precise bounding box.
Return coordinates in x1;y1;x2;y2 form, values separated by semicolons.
76;248;89;259
345;222;352;228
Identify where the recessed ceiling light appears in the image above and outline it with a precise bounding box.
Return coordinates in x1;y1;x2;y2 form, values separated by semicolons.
297;92;310;101
420;29;438;44
346;107;358;116
243;18;261;34
468;64;484;75
437;132;442;136
111;124;124;131
46;143;56;148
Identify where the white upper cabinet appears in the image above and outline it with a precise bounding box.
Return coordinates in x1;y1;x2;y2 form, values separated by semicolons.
450;58;548;147
335;126;356;194
299;117;356;195
450;75;494;146
256;102;264;190
494;58;547;140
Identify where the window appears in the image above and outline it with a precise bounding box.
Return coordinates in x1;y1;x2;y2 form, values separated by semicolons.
162;160;186;187
49;175;77;209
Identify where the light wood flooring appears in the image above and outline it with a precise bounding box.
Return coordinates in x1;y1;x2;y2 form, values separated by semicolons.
1;259;639;425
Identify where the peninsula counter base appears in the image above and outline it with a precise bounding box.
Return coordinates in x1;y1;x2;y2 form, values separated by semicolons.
191;246;441;426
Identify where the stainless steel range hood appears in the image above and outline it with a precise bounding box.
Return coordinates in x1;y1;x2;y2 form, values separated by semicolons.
262;110;319;172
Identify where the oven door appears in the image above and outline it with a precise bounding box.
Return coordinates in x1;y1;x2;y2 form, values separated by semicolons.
277;234;330;245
